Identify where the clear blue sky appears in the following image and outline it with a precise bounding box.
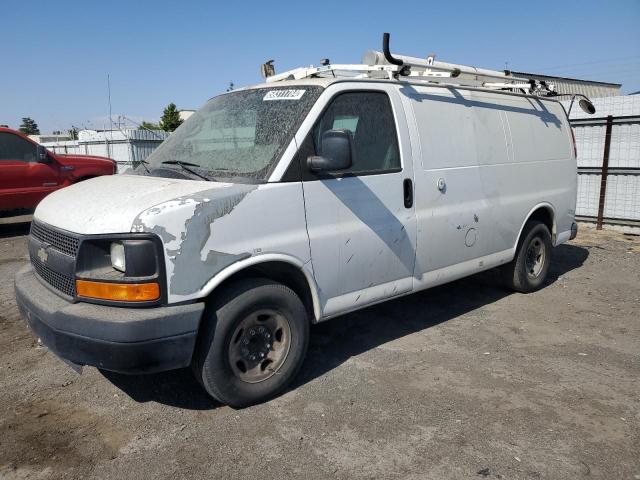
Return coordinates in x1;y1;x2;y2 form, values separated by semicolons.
2;0;639;133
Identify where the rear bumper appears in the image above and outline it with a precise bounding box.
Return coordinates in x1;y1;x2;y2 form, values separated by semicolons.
15;264;204;374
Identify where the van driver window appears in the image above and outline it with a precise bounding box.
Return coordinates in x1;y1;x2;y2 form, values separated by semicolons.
313;92;400;174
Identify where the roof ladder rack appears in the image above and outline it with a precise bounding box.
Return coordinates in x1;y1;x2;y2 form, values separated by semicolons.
263;33;557;97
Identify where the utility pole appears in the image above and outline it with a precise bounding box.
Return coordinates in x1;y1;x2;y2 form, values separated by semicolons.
107;73;114;155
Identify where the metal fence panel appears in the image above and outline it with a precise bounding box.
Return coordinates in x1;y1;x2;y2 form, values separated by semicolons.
576;173;602;217
604;174;640;220
575;125;606;168
49;145;83;155
609;123;640;169
564;96;640;231
568;95;640;119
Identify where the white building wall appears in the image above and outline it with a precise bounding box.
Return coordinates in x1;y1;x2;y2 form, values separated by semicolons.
42;129;169;173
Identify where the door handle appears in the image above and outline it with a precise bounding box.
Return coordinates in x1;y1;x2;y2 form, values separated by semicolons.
403;178;413;208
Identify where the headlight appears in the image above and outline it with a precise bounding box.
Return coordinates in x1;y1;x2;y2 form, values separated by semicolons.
110;242;126;272
76;236;164;304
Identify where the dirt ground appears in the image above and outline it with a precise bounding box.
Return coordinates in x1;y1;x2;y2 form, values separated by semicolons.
0;222;638;480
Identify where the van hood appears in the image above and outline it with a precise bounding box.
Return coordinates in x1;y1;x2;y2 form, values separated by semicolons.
34;174;252;234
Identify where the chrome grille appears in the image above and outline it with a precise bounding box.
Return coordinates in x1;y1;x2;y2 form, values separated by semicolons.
30;251;76;297
30;221;79;257
29;220;78;297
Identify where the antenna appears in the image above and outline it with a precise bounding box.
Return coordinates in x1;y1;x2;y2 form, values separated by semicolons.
107;73;113;132
106;73;114;158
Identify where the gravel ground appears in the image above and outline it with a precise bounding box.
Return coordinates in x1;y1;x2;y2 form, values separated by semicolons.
0;222;638;480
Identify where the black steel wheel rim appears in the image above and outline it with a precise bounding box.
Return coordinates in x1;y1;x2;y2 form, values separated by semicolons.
227;309;292;383
525;236;546;279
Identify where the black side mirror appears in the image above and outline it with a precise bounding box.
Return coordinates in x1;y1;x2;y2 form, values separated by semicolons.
307;129;353;172
37;145;50;163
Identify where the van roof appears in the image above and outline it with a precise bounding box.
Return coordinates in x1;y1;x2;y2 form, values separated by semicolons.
241;78;337;90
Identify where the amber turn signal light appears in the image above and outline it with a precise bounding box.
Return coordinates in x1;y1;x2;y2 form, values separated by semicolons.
76;280;160;302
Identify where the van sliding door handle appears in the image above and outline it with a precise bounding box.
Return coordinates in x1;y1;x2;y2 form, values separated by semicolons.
403;178;413;208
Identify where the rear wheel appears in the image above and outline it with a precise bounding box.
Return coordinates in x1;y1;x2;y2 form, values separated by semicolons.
501;220;552;293
192;278;309;408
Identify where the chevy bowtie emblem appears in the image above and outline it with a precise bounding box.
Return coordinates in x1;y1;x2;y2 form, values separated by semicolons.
37;247;48;264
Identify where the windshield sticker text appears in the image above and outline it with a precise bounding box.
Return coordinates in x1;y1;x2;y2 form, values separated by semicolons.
263;89;306;101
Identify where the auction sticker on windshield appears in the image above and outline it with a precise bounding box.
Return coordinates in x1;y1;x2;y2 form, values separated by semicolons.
263;89;306;101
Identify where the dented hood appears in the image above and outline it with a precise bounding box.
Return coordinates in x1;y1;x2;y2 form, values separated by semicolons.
34;174;246;234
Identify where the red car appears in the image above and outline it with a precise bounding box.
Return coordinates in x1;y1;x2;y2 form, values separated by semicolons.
0;127;116;217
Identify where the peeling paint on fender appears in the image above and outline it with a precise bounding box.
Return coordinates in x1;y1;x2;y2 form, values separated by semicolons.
132;183;257;297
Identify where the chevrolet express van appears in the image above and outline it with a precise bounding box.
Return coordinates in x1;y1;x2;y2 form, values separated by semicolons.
15;41;586;407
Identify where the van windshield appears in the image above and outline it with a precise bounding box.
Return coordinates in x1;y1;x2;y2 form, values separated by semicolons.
135;86;322;182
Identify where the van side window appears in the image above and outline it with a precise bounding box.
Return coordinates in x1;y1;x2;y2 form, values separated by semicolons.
0;132;37;162
312;92;400;174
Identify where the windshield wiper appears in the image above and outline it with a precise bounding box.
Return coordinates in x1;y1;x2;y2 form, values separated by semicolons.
161;160;211;181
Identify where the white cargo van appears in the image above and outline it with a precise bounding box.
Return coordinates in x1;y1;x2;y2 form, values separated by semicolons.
15;35;592;407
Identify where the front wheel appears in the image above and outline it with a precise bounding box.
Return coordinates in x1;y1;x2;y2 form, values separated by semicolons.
192;278;309;408
501;220;552;293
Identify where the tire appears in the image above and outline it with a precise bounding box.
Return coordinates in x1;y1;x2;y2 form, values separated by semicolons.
501;220;552;293
192;278;309;408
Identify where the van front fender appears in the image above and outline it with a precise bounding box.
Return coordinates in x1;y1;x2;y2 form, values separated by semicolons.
197;253;322;321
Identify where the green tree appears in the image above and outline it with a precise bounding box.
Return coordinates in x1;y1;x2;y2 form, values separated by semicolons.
159;103;183;132
68;127;79;140
19;117;40;135
138;121;161;131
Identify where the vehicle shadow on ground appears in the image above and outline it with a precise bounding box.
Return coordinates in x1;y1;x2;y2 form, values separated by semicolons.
102;244;589;410
0;222;30;239
101;368;217;409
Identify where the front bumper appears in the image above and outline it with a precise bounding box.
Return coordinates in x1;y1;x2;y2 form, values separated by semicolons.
15;264;204;374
